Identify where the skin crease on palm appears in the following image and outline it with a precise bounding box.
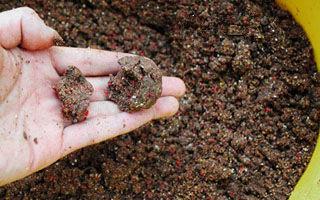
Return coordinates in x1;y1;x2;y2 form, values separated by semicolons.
0;7;186;186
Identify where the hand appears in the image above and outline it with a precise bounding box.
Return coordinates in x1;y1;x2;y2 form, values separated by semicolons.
0;7;185;186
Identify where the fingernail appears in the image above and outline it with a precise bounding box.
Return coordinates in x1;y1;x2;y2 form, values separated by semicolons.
53;33;65;46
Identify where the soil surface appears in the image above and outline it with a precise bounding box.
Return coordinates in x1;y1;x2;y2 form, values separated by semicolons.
55;66;93;123
107;56;162;112
1;1;320;200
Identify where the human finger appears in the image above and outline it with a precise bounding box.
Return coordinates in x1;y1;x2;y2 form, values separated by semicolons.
87;76;186;101
0;7;62;50
49;46;131;76
61;96;179;156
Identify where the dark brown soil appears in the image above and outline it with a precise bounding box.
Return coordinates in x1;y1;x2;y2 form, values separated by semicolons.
1;1;320;200
55;66;93;123
107;56;162;112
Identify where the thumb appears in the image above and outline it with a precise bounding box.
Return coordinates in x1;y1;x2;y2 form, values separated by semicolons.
0;7;63;51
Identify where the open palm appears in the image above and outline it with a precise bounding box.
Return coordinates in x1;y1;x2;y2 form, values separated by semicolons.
0;7;185;186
